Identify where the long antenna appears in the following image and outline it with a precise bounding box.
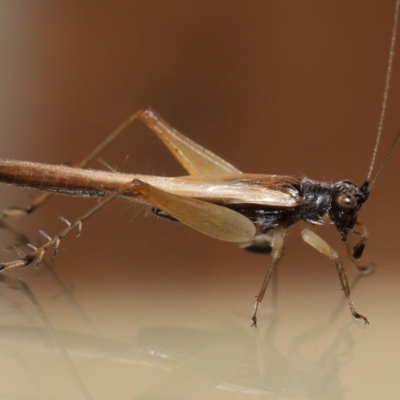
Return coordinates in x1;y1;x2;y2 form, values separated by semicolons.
366;0;400;185
368;128;400;191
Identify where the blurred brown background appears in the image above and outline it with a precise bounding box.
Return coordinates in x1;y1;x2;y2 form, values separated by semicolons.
0;1;400;399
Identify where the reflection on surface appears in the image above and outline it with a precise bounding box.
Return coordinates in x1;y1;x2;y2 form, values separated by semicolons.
0;265;364;400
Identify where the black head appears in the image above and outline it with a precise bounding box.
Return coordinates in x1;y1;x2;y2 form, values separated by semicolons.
329;180;369;239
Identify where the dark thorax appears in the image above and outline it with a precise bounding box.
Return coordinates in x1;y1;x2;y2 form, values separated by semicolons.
300;178;369;239
225;177;369;237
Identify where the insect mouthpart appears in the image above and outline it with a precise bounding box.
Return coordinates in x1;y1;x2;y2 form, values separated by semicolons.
357;181;370;205
329;180;367;239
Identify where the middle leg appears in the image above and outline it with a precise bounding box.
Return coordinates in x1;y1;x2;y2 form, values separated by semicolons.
251;226;286;327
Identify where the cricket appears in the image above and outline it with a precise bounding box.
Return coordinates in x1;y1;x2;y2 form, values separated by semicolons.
0;106;399;326
0;9;399;328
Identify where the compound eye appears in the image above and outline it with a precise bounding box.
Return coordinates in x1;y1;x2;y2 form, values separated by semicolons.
336;193;357;210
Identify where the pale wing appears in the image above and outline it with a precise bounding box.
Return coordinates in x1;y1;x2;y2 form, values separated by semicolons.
130;179;256;243
0;161;300;208
145;174;301;207
139;109;241;175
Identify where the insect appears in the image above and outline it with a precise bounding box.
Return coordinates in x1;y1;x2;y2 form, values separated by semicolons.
0;106;399;326
1;5;400;328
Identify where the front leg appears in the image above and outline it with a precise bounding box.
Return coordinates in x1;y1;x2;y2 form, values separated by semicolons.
301;223;369;324
345;222;375;273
